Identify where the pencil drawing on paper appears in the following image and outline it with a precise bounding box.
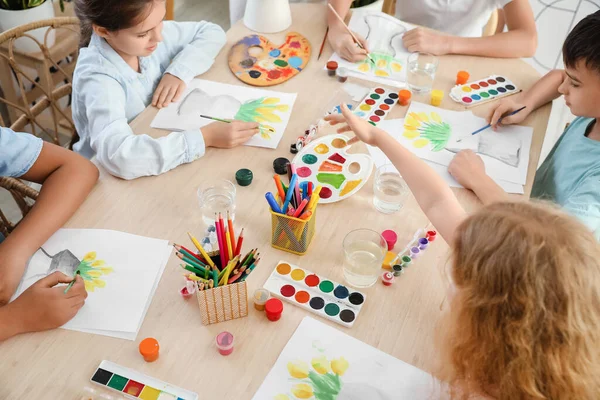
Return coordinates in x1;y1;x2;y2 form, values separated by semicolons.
177;88;290;139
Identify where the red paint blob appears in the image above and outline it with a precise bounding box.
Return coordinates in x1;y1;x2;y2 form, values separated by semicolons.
280;284;295;297
479;81;489;87
374;88;385;94
290;41;301;48
369;115;380;122
470;84;480;90
305;274;320;287
328;153;346;164
268;69;282;79
462;97;473;103
379;104;390;110
297;167;312;178
365;99;376;105
488;79;497;85
320;187;333;199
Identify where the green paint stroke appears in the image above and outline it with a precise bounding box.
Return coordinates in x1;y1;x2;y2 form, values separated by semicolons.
316;173;346;189
418;121;452;152
308;371;343;400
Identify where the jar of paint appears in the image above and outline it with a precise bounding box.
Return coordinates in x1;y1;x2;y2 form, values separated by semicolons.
398;89;411;106
381;230;397;251
139;337;159;362
430;89;444;106
382;271;395;286
326;61;338;77
456;70;470;85
253;288;270;311
337;67;348;83
392;264;403;277
401;255;412;268
410;246;420;258
426;230;437;242
418;237;429;250
215;331;234;356
265;298;283;321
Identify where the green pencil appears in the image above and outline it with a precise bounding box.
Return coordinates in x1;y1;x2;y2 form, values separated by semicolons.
200;115;275;132
212;269;219;288
181;264;205;276
64;271;80;294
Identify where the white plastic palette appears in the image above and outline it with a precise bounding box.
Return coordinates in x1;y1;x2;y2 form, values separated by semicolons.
450;74;519;107
353;87;399;126
263;261;366;328
292;134;373;203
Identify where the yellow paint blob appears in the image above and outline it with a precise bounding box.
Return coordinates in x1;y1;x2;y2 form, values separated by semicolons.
357;63;370;72
359;104;371;111
314;143;330;154
276;263;291;275
413;138;429;148
340;180;362;196
461;86;472;92
403;130;419;139
291;269;306;281
331;138;347;148
374;70;390;77
391;62;402;72
376;59;388;68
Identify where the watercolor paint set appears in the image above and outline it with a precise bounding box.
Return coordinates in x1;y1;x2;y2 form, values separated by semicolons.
450;75;519;106
263;261;366;328
353;87;399;126
292;134;373;204
90;360;197;400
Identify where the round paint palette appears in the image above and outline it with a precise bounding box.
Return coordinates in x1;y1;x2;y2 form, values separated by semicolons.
263;261;366;328
450;75;519;106
292;134;373;204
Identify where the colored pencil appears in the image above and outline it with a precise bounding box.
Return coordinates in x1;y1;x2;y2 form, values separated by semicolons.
240;258;260;282
187;232;216;270
200;115;274;132
458;106;527;142
283;174;297;213
226;231;233;261
308;182;313;197
174;246;207;267
176;252;207;273
228;264;248;284
293;198;309;217
212;268;219;288
274;175;286;202
307;185;322;210
299;210;313;220
327;3;374;64
214;216;227;268
235;228;244;256
173;244;206;263
180;263;204;276
64;271;80;294
317;26;329;60
227;211;236;254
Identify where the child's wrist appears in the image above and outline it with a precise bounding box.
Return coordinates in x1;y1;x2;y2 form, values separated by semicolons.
0;304;25;340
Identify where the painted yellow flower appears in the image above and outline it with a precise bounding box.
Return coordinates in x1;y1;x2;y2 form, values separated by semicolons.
262;97;280;105
83;252;97;262
92;260;105;266
357;63;370;72
77;251;113;292
287;360;309;379
311;356;330;375
274;395;290;400
331;357;349;376
403;111;452;152
291;383;313;399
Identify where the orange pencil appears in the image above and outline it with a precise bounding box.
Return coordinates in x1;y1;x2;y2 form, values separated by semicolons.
235;228;244;256
227;211;236;252
273;175;286;203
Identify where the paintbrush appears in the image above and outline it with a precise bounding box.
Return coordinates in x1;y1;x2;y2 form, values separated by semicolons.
64;270;80;294
317;27;329;60
456;106;526;143
327;3;375;64
200;115;275;132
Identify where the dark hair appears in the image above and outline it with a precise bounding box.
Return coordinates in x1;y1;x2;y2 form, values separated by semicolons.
74;0;159;48
563;11;600;73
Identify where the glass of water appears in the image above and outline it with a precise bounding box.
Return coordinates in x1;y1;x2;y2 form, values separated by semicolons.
373;163;408;214
197;179;236;226
343;229;387;288
407;52;438;94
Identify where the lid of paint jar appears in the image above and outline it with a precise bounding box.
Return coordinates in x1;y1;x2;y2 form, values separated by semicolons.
139;337;159;358
326;61;338;70
265;298;283;314
235;168;253;186
253;288;270;305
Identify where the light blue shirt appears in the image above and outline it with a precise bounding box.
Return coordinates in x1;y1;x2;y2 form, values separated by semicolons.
72;21;226;180
532;117;600;240
0;127;43;177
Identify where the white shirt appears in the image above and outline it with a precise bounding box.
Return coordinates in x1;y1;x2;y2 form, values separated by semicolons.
72;21;226;180
395;0;512;37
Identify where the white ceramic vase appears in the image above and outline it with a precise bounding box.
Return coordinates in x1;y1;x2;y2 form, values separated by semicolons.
243;0;292;34
0;0;56;53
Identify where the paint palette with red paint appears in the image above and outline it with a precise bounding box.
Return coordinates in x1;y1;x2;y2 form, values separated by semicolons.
353;87;399;126
450;75;519;106
292;134;373;204
263;261;366;328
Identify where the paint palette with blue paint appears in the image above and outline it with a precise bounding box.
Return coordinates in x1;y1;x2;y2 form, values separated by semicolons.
228;32;311;87
450;75;520;106
353;87;399;126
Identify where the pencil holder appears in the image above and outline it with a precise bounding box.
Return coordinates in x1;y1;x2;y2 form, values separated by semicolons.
270;209;317;255
196;281;249;325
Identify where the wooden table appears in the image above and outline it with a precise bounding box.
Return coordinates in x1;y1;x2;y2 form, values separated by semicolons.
0;4;550;399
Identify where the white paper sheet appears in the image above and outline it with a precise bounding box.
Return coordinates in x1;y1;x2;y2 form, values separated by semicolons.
327;10;414;87
366;118;525;194
11;229;171;340
252;317;447;400
151;79;297;149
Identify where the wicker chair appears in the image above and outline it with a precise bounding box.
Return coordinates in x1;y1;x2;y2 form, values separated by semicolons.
0;17;79;147
0;177;39;238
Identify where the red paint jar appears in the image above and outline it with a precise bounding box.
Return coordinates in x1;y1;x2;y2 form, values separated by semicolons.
265;298;283;321
216;331;234;356
326;61;338;77
426;230;437;242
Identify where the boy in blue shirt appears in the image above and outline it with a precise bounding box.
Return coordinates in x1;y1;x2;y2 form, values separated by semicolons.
448;11;600;239
0;127;98;341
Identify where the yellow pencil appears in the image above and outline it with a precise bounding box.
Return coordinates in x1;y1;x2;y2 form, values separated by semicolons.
225;231;233;261
219;255;239;286
187;232;216;270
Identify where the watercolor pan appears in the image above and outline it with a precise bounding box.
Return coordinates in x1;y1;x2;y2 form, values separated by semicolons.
450;75;519;107
353;87;399;126
263;261;366;328
292;134;373;204
90;360;197;400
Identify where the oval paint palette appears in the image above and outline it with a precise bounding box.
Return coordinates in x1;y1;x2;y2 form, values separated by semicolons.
450;74;519;107
263;261;366;328
353;87;399;126
292;134;373;204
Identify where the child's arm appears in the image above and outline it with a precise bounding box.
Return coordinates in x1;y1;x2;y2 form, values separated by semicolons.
403;0;537;58
0;141;98;305
325;105;466;244
327;0;369;62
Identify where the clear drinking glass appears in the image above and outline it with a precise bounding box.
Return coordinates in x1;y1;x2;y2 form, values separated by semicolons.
197;179;236;226
373;164;408;214
343;229;387;288
407;52;439;94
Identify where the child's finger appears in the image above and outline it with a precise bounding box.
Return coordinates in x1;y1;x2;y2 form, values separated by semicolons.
172;85;185;103
347;136;360;145
158;86;174;107
337;125;352;133
233;121;259;130
489;104;511;128
40;271;72;287
324;113;345;125
151;86;163;106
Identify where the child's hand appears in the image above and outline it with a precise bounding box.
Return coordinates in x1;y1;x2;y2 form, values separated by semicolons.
9;271;87;334
486;98;530;130
328;27;369;62
448;150;486;190
402;27;452;55
324;104;381;146
152;73;186;109
201;121;260;148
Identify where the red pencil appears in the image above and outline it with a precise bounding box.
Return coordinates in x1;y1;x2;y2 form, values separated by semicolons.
227;211;236;255
173;244;206;263
235;228;244;256
308;182;313;197
218;213;228;264
214;214;226;268
293;198;309;217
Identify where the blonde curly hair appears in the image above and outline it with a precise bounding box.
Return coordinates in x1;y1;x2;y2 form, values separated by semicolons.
438;201;600;400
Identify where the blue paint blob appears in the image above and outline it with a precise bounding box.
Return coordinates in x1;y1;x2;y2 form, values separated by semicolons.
240;35;261;47
288;56;303;68
384;98;394;105
269;49;281;57
333;285;349;299
355;111;366;117
497;87;507;93
471;94;481;101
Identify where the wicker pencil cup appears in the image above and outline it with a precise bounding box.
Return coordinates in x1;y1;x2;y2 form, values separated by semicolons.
270;209;317;255
194;250;249;325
